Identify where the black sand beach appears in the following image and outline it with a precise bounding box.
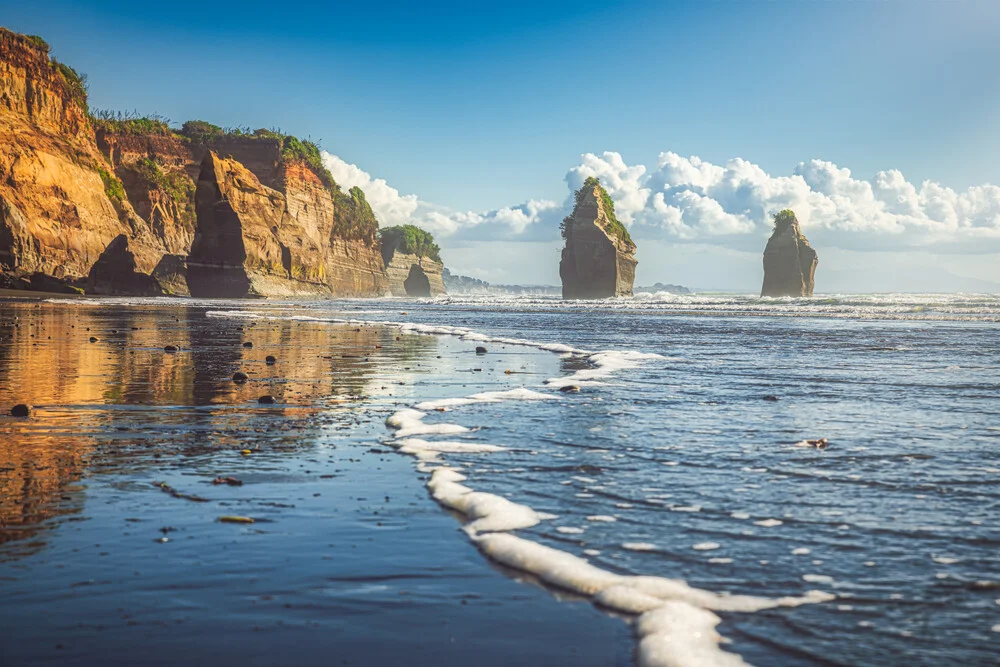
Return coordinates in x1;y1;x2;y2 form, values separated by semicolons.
0;299;632;666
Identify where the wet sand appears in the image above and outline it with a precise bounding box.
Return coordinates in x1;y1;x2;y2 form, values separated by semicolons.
0;299;632;666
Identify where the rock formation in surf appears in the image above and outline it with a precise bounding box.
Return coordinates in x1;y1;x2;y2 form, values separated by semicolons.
559;177;637;299
0;27;390;297
760;209;818;297
380;224;446;297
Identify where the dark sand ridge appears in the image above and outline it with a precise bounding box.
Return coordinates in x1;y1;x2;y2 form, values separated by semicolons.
0;299;631;666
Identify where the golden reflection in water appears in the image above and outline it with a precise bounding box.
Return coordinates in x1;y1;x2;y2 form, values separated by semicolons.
0;300;437;555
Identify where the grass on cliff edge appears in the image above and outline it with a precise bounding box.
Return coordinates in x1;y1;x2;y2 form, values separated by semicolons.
91;109;173;136
131;158;196;210
380;224;442;263
179;123;337;189
561;176;635;249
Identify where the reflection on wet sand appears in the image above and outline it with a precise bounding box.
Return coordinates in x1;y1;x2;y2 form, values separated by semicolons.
0;300;437;555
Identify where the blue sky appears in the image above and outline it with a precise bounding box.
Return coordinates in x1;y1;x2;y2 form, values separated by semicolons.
5;0;1000;290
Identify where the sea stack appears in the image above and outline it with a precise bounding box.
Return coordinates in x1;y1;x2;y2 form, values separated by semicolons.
761;209;818;297
559;177;637;299
380;225;446;297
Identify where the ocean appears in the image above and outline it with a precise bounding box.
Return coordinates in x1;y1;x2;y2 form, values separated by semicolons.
1;292;998;666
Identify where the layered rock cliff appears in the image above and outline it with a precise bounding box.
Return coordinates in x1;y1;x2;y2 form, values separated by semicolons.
379;224;446;297
0;28;392;298
186;152;388;297
559;177;637;299
761;209;818;297
0;29;166;291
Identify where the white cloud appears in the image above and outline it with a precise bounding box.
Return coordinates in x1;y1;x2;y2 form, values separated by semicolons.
322;152;558;240
322;150;1000;253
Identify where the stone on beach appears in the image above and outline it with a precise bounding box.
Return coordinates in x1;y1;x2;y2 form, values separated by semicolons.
232;371;249;384
9;403;31;417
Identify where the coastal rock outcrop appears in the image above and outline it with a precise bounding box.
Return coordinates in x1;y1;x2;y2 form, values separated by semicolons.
761;210;818;297
186;152;389;297
0;28;390;298
559;177;637;299
86;234;164;296
380;225;446;297
96;127;199;257
187;151;324;297
0;29;166;287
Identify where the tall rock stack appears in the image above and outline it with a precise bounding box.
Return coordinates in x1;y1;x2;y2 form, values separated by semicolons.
760;209;818;297
559;177;637;299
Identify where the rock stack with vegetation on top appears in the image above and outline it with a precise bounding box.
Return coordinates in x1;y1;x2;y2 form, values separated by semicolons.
559;177;637;299
760;209;818;297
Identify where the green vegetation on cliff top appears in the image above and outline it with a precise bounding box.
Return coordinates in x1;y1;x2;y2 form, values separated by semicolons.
131;157;196;210
333;185;380;245
379;224;441;263
561;176;634;249
91;110;173;136
772;209;797;235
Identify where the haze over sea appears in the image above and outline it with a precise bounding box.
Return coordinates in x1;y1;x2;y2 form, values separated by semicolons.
1;292;997;666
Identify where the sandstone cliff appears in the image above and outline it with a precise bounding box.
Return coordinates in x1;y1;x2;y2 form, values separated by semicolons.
559;177;636;299
0;29;166;291
96;126;198;258
0;28;392;298
379;224;446;297
187;152;388;297
761;210;818;297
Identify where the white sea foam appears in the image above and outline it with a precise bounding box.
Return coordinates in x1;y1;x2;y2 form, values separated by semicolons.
385;409;470;438
204;307;835;666
394;438;507;460
415;387;556;411
754;519;783;527
426;467;542;534
545;350;667;388
587;515;617;522
693;542;721;551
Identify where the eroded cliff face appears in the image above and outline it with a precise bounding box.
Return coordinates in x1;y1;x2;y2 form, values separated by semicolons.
383;249;446;297
96;130;198;257
0;29;167;290
559;179;637;299
1;28;390;298
187;152;388;297
761;212;818;297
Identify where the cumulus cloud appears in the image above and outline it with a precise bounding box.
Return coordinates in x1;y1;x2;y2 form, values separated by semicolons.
322;152;559;240
322;150;1000;252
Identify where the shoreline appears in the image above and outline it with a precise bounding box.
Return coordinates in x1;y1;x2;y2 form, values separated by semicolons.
0;300;632;666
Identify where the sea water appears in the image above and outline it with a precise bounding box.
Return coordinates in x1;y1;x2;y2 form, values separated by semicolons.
3;292;999;665
209;292;1000;666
